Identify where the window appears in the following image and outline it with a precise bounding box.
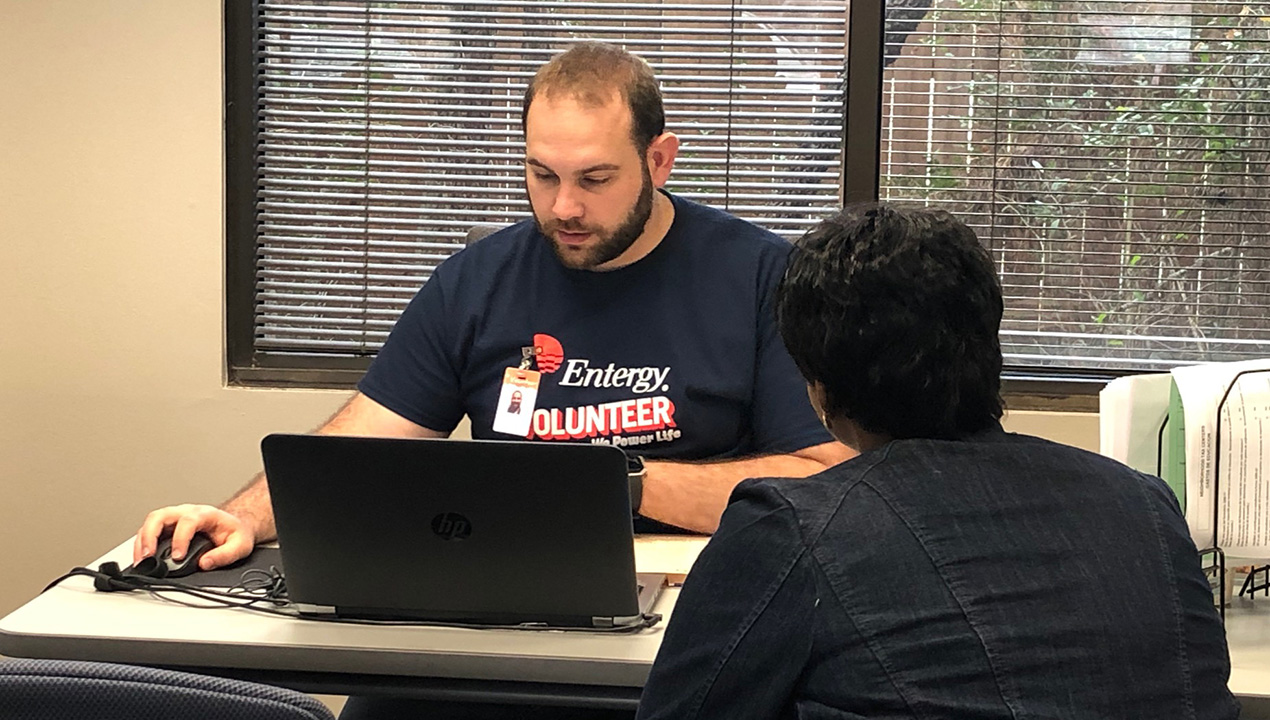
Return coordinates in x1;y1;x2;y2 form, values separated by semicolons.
879;0;1270;377
227;0;1270;398
226;0;853;387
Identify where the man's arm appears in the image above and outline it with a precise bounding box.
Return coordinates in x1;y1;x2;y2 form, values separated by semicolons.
223;391;443;543
133;392;444;568
638;440;853;533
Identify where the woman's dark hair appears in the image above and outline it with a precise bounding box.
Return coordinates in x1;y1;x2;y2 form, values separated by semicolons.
776;204;1004;440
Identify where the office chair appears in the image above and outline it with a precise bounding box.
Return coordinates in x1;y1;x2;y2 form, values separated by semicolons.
464;223;503;246
0;658;335;720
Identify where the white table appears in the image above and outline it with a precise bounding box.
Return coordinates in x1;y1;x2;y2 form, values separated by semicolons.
4;539;1268;709
0;540;692;710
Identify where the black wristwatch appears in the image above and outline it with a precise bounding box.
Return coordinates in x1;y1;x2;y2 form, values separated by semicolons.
626;453;647;515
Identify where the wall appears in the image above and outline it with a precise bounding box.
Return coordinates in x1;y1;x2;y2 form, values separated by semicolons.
0;0;1098;620
0;0;350;619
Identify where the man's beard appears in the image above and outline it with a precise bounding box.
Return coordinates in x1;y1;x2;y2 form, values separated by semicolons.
534;168;655;270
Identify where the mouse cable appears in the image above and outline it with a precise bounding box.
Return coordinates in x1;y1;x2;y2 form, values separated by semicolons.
44;566;662;633
284;610;665;633
44;566;289;610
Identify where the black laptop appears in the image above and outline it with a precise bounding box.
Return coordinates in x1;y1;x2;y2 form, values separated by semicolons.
260;434;663;628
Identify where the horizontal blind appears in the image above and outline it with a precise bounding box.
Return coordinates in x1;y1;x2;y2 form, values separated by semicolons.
254;0;847;356
880;0;1270;372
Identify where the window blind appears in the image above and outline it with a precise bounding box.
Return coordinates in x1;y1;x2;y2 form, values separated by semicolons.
252;0;848;357
880;0;1270;372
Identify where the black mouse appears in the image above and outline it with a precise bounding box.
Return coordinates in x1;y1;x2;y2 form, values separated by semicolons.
132;532;216;579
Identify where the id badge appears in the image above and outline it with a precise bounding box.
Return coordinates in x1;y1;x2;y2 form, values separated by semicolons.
491;367;541;437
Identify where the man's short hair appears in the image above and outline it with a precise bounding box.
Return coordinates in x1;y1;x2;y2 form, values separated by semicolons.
522;41;665;153
776;204;1005;440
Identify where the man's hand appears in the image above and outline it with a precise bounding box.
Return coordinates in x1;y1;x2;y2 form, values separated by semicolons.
129;393;442;572
132;504;257;571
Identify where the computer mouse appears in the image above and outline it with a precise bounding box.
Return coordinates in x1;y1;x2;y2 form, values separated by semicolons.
134;532;216;579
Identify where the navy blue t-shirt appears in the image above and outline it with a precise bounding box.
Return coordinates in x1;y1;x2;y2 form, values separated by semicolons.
359;192;831;462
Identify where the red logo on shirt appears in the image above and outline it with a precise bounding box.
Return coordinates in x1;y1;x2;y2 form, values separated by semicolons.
521;332;683;448
533;333;564;373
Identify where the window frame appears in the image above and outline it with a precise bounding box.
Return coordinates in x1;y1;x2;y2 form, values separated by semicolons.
226;0;369;389
224;0;1106;410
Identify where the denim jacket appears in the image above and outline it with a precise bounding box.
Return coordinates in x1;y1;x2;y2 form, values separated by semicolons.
637;426;1237;720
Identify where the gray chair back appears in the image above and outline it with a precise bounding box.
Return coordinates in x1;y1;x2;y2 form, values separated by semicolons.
464;223;504;246
0;658;335;720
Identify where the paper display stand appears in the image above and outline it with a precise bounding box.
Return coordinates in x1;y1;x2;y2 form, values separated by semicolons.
1240;565;1270;599
1156;402;1232;620
1153;411;1230;618
1198;368;1269;620
1154;367;1270;621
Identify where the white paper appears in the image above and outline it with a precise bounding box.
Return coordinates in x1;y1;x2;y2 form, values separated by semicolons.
1099;372;1172;475
1171;359;1270;557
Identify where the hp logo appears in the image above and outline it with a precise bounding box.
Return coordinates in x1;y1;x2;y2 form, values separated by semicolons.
431;512;472;540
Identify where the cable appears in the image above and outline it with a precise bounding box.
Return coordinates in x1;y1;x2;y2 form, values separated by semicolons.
43;566;663;633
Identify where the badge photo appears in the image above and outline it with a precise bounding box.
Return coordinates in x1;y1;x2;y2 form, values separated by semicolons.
492;367;541;437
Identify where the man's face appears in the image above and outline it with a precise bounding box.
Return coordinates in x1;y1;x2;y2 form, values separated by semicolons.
524;93;655;270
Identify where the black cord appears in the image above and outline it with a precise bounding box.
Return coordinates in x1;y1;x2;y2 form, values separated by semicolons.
44;566;663;633
47;567;290;609
233;567;288;598
42;570;93;594
290;611;664;633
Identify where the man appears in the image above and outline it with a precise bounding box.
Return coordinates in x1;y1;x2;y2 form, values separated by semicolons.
636;204;1237;719
133;42;849;572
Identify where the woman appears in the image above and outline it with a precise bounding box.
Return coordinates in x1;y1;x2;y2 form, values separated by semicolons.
636;205;1237;720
